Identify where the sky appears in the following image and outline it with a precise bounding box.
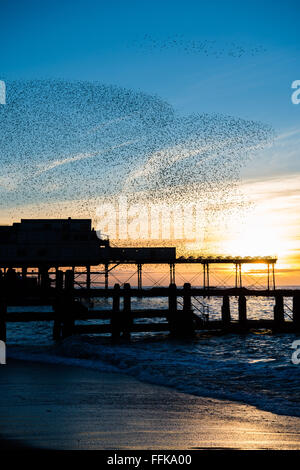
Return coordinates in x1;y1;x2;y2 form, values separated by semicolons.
0;0;299;285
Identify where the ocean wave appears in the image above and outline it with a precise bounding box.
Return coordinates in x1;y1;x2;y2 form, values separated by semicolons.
7;331;300;419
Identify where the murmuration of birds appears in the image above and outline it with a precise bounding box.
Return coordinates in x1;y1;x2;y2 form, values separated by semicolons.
129;34;267;58
0;80;274;253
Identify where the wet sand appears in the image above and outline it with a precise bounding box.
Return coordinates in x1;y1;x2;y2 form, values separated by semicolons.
0;359;300;450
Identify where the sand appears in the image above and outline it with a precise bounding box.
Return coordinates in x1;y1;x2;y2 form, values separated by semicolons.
0;359;300;450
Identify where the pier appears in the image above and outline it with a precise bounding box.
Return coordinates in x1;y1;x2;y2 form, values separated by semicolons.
0;218;298;341
1;284;300;341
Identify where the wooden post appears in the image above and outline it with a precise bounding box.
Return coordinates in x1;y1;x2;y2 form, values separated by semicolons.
293;294;300;330
169;264;175;284
111;283;121;340
86;265;91;291
222;295;231;326
274;294;284;329
53;292;76;341
61;296;75;339
239;264;242;288
182;283;195;337
183;283;192;312
168;283;177;312
167;283;177;336
0;301;7;342
40;267;51;291
65;269;74;292
238;295;247;330
272;263;276;290
206;264;210;290
60;270;75;338
55;269;64;291
137;264;142;290
123;283;132;339
105;263;109;290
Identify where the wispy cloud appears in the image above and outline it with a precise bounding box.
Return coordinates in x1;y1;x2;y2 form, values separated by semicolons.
35;140;140;175
125;137;264;189
36;153;93;174
275;128;300;141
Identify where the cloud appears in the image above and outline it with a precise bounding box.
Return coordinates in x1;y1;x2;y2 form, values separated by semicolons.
35;140;140;176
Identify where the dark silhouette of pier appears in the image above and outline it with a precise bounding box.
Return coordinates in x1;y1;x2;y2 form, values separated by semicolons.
0;218;298;342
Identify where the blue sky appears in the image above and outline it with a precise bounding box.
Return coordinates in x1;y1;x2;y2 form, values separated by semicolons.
0;0;299;183
0;0;300;276
0;0;299;130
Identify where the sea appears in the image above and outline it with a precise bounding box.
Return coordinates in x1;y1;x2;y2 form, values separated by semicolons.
5;289;300;418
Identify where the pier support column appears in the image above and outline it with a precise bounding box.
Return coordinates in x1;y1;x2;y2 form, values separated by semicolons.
55;269;63;291
203;263;210;290
105;263;109;291
40;267;50;290
235;264;242;288
183;283;192;312
238;295;247;329
235;264;238;289
182;283;195;337
86;265;91;291
111;283;121;340
274;294;284;329
137;264;142;290
65;269;74;292
293;294;300;330
22;266;27;280
60;270;75;339
169;263;175;284
168;283;177;314
61;295;76;339
222;295;231;326
0;300;7;342
167;282;177;334
123;283;132;339
206;264;209;290
167;283;177;336
168;283;194;337
272;263;276;290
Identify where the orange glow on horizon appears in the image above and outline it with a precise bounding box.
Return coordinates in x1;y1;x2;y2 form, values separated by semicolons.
0;175;299;286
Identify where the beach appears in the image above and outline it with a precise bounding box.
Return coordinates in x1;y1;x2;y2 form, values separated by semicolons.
1;359;300;450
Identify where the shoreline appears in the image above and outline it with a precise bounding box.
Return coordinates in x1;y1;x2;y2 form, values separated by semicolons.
6;333;300;420
0;358;300;450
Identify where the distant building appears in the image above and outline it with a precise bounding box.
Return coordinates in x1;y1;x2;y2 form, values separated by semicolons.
0;218;108;268
0;218;176;270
